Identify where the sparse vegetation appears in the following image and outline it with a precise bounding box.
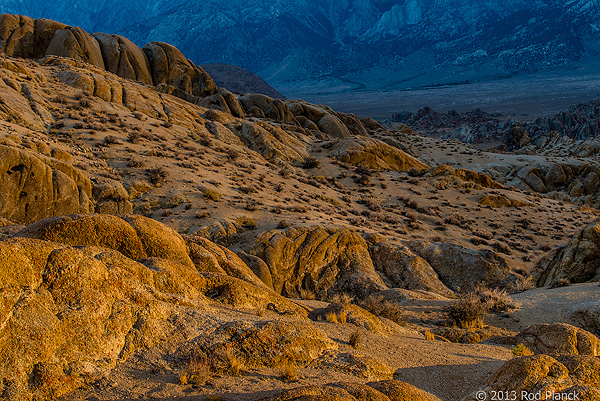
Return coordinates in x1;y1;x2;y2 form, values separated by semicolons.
203;189;222;201
349;330;363;349
512;343;533;357
179;352;211;386
147;167;168;186
280;359;298;382
359;296;405;325
445;294;488;329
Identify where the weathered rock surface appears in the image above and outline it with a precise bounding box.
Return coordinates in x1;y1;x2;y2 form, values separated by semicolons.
143;41;217;98
197;320;335;368
262;380;441;401
532;221;600;286
515;323;599;356
569;302;600;337
0;214;305;400
367;380;443;401
367;239;452;296
248;227;387;300
92;32;152;85
467;354;600;401
92;179;133;215
0;144;92;224
331;136;429;172
407;241;518;292
46;26;105;69
309;303;391;334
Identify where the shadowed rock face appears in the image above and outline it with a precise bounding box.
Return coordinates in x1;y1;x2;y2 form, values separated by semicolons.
532;221;600;287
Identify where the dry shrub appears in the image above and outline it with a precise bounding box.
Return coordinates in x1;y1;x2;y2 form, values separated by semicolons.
424;330;435;341
445;294;487;329
203;189;222;201
338;310;348;324
299;288;316;300
349;330;363;349
328;293;354;305
476;286;519;313
147;167;168;186
302;156;321;169
550;278;571;289
280;359;298;382
211;348;242;376
325;312;338;323
180;352;211;386
512;343;533;357
235;216;257;230
359;295;405;325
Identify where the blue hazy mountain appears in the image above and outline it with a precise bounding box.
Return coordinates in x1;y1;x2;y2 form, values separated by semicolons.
4;0;600;90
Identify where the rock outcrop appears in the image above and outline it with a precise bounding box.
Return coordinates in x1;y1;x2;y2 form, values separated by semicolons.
367;238;452;296
407;241;518;292
0;144;92;225
143;41;217;98
263;380;442;401
92;33;153;85
331;136;429;172
514;323;599;356
248;227;387;299
569;302;600;337
0;214;304;400
467;354;600;401
532;221;600;287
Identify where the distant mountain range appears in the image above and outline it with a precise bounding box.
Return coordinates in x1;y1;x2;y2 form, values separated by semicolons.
4;0;600;91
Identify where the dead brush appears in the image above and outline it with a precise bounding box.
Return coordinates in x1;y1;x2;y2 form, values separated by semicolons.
349;329;363;349
359;295;405;325
211;348;243;376
445;293;488;329
475;286;519;313
179;352;211;386
280;359;298;382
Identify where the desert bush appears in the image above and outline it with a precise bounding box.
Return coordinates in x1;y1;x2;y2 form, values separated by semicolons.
238;185;257;194
104;135;121;145
180;352;211;386
203;189;222;201
349;330;363;349
475;286;519;313
512;343;533;357
280;359;298;382
302;156;321;169
328;293;354;305
550;278;571;289
445;294;487;329
211;348;242;376
325;312;338;323
147;167;168;186
226;148;240;160
276;220;290;229
424;330;435;341
235;216;257;230
128;159;144;168
299;288;316;300
359;296;405;325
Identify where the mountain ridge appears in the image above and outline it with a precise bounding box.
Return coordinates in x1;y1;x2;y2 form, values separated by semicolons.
4;0;600;91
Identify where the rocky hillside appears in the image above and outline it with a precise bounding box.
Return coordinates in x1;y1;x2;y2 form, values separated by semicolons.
201;63;286;99
1;13;600;401
3;1;600;88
